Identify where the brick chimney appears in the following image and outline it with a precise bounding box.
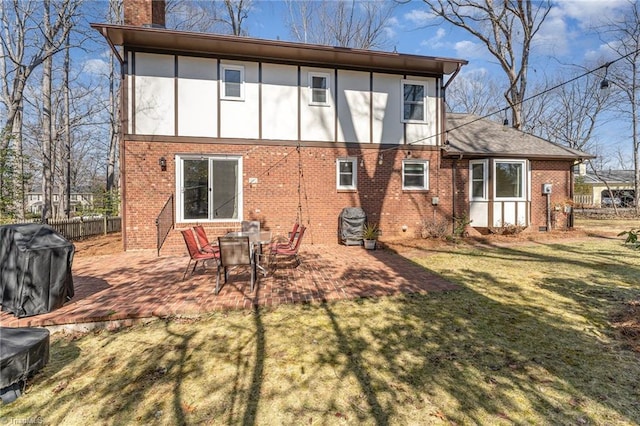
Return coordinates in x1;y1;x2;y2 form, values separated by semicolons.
124;0;166;28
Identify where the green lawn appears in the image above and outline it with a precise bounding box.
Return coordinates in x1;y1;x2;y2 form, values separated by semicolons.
3;235;640;425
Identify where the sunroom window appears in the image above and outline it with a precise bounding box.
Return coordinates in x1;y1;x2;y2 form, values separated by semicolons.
470;160;487;200
495;160;525;199
177;155;242;221
336;158;357;190
402;160;429;190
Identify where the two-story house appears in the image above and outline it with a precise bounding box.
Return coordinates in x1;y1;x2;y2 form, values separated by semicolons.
92;0;592;252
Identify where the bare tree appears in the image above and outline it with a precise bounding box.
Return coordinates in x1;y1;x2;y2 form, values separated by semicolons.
421;0;552;130
0;0;78;219
445;69;503;116
166;0;252;35
286;0;397;49
598;0;640;213
527;70;609;152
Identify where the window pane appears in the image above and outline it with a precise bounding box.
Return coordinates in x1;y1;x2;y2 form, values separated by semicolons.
472;163;484;180
312;76;326;90
225;69;241;84
183;159;209;220
339;174;353;186
472;181;484;198
212;160;238;219
495;162;523;198
404;163;425;174
312;89;327;103
339;161;353;173
404;103;424;121
404;84;424;101
404;175;424;187
224;69;241;98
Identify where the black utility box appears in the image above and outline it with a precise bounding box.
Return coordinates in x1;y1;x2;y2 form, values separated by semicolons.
0;224;74;318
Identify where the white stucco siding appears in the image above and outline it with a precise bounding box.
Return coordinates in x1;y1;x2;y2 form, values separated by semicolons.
372;73;403;144
134;53;175;136
177;56;217;137
469;202;489;227
220;60;259;139
262;64;298;140
300;67;335;142
337;70;371;143
127;51;133;134
492;201;528;227
404;76;438;146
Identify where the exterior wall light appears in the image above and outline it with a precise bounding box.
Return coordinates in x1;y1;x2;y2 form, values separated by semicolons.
159;156;167;171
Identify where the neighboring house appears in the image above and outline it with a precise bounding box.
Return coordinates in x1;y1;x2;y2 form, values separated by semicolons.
574;166;636;207
92;0;593;252
27;187;95;217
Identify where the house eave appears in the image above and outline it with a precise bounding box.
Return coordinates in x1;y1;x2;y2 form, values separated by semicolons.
90;23;468;75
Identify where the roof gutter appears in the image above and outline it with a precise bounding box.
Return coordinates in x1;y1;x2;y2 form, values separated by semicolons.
440;63;464;147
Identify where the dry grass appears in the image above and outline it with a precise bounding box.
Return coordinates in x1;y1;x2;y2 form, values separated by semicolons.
3;218;640;424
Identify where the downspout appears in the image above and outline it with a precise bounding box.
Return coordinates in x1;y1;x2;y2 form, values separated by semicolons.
442;64;463;234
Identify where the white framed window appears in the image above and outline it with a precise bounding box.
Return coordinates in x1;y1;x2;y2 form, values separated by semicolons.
402;159;429;190
336;158;357;190
401;80;428;123
221;64;244;100
469;160;488;200
494;159;526;200
176;155;243;222
309;72;330;105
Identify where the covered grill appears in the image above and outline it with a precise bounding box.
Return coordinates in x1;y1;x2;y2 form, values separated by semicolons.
0;224;74;318
338;207;366;246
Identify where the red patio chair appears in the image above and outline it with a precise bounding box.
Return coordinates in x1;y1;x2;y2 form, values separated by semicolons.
193;225;219;254
270;222;299;251
181;229;219;281
270;225;306;268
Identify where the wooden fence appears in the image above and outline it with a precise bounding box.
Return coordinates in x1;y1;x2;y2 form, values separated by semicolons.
2;216;121;241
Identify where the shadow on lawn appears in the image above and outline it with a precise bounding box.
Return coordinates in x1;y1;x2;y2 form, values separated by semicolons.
307;241;640;424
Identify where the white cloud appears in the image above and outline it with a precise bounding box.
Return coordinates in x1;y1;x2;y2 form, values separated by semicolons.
83;58;110;76
419;28;447;49
453;40;486;59
403;8;435;26
555;0;629;29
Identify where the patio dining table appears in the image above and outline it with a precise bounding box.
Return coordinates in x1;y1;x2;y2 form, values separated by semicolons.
225;230;272;276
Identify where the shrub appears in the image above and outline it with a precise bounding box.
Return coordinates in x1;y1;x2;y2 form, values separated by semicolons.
420;218;449;239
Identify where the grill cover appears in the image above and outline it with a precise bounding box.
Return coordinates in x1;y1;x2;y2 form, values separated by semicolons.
0;327;50;389
338;207;366;245
0;224;74;318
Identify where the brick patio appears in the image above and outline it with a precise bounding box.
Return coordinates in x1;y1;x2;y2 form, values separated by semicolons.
0;244;458;330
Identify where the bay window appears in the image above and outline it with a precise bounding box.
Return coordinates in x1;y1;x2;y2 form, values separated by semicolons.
495;160;525;199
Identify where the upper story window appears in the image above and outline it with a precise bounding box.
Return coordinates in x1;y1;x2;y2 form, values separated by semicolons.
402;159;429;190
221;64;244;100
336;158;357;190
470;160;487;200
402;80;428;123
495;160;526;200
309;72;330;105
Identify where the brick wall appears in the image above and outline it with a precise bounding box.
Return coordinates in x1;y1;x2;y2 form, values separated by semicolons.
124;0;165;27
121;140;576;251
122;139;454;251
